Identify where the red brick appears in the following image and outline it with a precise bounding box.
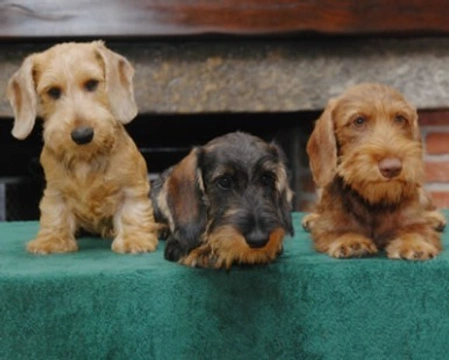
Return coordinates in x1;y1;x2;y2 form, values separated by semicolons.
425;162;449;182
419;110;449;126
425;133;449;155
429;192;449;209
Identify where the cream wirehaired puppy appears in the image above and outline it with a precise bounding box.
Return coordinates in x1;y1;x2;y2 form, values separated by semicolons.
7;41;159;254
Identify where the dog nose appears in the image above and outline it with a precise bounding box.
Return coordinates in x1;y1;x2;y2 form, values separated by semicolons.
245;230;270;249
71;126;94;145
378;157;402;179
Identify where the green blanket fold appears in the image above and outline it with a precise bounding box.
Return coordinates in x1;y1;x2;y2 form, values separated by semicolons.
1;213;449;360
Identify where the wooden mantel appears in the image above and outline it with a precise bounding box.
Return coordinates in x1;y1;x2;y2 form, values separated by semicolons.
1;0;449;38
2;1;449;116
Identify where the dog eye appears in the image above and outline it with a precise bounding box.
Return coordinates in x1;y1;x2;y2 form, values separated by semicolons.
84;79;99;92
395;115;408;125
353;116;366;127
216;176;232;190
261;173;276;187
47;87;62;100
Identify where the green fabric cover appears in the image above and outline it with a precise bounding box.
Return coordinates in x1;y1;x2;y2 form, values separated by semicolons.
1;213;449;360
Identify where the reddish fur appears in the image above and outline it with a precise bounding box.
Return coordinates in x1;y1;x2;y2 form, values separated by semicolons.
181;226;285;269
307;83;444;260
166;150;201;226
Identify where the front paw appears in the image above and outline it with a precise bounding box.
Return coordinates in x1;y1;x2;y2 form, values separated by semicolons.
425;210;446;232
112;232;158;254
164;237;189;262
27;235;78;255
180;244;217;268
386;234;440;260
302;213;320;232
327;234;378;258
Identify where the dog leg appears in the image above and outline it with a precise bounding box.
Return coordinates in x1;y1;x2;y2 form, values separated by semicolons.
386;232;441;260
419;188;447;231
301;212;320;232
112;197;158;254
424;210;446;232
164;236;192;262
27;191;78;254
316;232;378;258
302;189;322;232
179;243;220;268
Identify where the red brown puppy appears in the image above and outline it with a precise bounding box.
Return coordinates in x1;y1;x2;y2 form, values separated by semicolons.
306;83;444;260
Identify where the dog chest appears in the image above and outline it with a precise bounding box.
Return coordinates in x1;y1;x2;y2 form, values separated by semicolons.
60;163;124;224
77;185;121;217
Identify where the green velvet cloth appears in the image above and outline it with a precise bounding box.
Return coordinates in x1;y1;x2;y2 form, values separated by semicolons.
1;213;449;360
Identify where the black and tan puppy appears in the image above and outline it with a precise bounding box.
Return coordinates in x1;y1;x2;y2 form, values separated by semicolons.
151;132;294;269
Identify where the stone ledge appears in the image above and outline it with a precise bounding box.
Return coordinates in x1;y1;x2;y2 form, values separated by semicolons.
1;38;449;117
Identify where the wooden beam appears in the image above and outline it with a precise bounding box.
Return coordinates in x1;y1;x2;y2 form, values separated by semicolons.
1;0;449;38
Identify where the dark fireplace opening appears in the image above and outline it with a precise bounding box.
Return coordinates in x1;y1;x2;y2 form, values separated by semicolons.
0;111;318;220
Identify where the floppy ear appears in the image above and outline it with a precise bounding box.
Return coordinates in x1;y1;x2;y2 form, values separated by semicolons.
94;41;138;124
306;98;338;188
7;55;38;140
278;179;294;236
159;148;208;261
270;143;294;236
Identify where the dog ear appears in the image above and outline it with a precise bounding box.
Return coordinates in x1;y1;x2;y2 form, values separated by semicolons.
7;55;38;140
277;172;294;236
94;41;138;124
269;143;294;236
282;187;294;236
163;148;208;260
306;98;338;188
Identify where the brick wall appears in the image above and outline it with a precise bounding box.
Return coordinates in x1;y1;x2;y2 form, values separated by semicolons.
420;110;449;209
297;110;449;211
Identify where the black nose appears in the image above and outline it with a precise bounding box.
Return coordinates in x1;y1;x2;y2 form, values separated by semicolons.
378;157;402;179
71;126;94;145
245;230;270;249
